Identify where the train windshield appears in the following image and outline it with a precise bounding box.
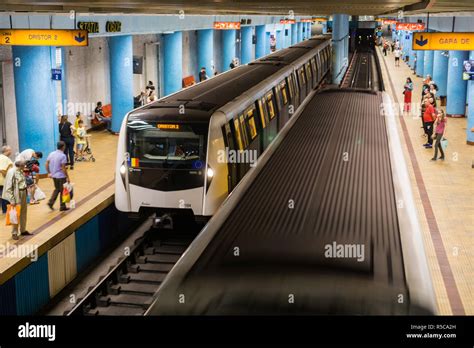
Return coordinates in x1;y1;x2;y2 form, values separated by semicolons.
127;121;207;170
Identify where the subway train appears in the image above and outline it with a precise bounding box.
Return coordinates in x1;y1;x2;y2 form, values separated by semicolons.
115;35;332;221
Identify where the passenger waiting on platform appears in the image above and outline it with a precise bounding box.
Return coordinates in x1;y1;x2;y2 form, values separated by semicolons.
403;77;413;113
394;48;401;67
229;57;239;69
75;120;88;160
94;101;112;132
199;67;209;82
0;145;13;214
391;41;395;52
15;148;42;163
59;115;75;170
423;99;436;149
146;81;155;97
147;90;158;103
382;41;388;56
46;141;70;212
432;110;447;161
74;112;83;129
4;160;31;239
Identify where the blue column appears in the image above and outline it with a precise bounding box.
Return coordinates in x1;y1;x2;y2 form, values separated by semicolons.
433;50;449;97
302;23;306;40
447;50;469;117
162;32;182;96
60;48;68;117
423;50;434;78
410;47;417;71
297;22;303;42
332;14;349;84
221;29;236;72
110;35;134;133
240;26;253;64
276;30;283;50
284;26;291;48
308;23;312;38
291;23;297;45
265;32;271;55
467;51;474;144
255;25;266;59
197;29;214;77
415;50;424;77
12;46;56;168
322;22;327;35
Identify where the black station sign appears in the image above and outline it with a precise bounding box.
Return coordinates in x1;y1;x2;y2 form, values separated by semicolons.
106;21;122;32
77;21;99;33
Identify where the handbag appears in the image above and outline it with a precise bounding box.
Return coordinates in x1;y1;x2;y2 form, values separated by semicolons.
441;138;448;150
6;204;21;226
34;186;46;201
62;185;71;204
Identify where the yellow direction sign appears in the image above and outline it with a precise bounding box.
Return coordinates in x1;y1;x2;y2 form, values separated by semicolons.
0;29;88;46
413;32;474;51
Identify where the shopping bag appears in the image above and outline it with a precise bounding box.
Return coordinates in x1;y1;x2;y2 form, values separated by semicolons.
6;205;20;226
62;187;71;204
441;138;448;151
34;186;46;201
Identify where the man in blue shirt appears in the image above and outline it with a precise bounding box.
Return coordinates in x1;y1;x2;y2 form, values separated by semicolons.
46;141;70;211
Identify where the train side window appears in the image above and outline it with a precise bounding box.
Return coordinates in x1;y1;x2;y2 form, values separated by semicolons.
298;67;306;87
239;114;249;148
274;85;282;111
292;71;300;96
305;63;312;81
266;92;276;119
286;76;294;98
233;118;244;151
311;57;317;75
258;99;269;129
280;81;288;105
245;107;258;140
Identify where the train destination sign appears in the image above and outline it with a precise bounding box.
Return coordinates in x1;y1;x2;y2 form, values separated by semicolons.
0;29;88;46
280;19;296;24
301;19;313;23
396;22;425;31
412;32;474;50
213;21;241;30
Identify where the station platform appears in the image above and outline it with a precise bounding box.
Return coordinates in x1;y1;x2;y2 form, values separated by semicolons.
0;130;132;315
376;46;474;315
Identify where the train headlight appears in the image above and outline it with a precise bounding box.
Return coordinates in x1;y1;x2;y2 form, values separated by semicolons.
207;167;214;178
120;164;126;176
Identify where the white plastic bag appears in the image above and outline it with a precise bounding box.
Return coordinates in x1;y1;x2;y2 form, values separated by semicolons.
70;199;76;209
9;207;18;225
34;186;46;201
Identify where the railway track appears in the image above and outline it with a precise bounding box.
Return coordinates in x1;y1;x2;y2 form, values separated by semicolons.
67;218;201;316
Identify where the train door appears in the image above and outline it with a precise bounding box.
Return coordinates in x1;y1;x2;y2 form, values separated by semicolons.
264;91;278;144
276;79;290;127
310;57;318;87
243;105;260;162
257;98;271;151
305;61;313;91
287;73;300;110
297;66;307;103
223;122;238;192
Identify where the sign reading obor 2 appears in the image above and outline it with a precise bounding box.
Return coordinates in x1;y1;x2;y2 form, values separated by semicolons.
0;29;88;46
412;32;474;50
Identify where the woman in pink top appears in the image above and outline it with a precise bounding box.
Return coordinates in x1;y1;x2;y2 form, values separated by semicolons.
431;110;447;161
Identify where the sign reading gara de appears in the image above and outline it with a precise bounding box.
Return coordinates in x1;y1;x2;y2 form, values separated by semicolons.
412;32;474;51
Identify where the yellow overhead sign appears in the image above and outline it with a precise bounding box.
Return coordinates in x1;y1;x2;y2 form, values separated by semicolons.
0;29;88;46
412;32;474;51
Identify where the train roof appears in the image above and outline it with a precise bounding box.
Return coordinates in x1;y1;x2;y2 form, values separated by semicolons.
127;36;330;123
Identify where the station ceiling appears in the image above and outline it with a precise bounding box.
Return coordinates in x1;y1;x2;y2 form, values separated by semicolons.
1;0;474;16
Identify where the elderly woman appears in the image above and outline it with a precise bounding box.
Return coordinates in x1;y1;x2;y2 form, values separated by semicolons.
3;160;32;240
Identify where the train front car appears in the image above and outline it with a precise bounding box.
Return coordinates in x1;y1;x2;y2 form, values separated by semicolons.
115;104;212;221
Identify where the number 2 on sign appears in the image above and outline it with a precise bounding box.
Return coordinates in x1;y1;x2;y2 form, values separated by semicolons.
452;57;458;67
